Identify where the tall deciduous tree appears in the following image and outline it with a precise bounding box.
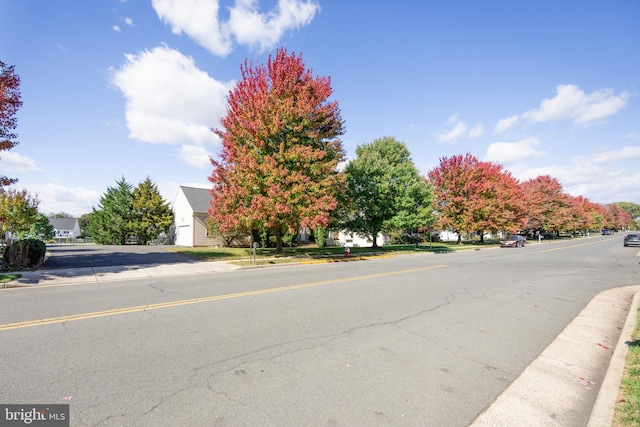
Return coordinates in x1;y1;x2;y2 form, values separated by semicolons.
428;153;525;243
467;161;526;241
615;202;640;222
428;154;482;243
340;137;433;247
0;61;22;188
88;177;133;245
521;175;570;235
0;188;39;239
131;177;173;245
209;48;346;253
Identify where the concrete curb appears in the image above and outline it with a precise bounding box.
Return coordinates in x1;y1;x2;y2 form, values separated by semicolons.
587;290;640;426
471;286;640;426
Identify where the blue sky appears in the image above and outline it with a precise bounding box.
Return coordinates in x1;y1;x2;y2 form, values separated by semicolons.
1;1;639;217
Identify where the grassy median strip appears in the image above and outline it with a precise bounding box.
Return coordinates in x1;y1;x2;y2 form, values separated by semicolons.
167;242;485;265
615;308;640;426
0;273;21;286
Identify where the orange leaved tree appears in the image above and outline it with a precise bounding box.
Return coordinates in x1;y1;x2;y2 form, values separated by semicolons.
428;153;526;243
209;48;346;253
0;61;22;188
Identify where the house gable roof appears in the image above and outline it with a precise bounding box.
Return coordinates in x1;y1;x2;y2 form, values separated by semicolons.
180;186;212;213
48;217;79;230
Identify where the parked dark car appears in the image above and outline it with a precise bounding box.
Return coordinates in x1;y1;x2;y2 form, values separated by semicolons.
602;229;612;235
624;234;640;247
500;235;526;248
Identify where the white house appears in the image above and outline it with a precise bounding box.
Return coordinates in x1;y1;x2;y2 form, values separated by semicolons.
48;217;81;240
172;186;219;247
172;185;391;248
328;230;390;247
172;186;252;247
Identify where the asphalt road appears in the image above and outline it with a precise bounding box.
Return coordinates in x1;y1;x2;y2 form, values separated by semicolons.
43;244;195;269
1;235;638;426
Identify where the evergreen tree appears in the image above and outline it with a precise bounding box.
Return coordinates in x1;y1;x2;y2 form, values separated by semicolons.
130;177;173;245
88;177;133;244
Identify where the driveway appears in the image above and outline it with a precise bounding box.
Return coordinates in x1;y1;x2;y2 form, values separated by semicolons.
43;245;196;269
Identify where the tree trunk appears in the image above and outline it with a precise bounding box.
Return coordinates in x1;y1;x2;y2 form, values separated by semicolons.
371;233;378;248
275;232;283;254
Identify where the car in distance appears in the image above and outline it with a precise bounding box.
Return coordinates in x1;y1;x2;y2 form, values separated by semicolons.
602;229;612;235
500;235;526;248
624;233;640;247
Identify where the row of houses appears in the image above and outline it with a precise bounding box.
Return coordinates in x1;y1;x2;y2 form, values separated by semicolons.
172;186;385;247
46;186;391;247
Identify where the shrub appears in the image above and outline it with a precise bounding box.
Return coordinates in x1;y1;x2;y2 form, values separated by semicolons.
314;226;326;247
390;231;424;245
3;239;46;269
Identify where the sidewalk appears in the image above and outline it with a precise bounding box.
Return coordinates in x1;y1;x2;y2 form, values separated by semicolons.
6;260;242;287
472;285;640;426
3;261;639;426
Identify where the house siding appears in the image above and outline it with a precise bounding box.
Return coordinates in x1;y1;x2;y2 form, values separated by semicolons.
193;213;222;247
172;189;195;246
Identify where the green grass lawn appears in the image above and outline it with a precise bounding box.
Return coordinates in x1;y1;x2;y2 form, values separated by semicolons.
615;308;640;426
0;273;21;286
168;240;498;264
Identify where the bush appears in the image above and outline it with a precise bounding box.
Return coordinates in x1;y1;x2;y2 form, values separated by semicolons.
3;239;46;269
314;226;326;247
390;231;424;245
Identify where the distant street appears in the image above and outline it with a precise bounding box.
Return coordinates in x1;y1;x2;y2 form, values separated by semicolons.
43;244;195;269
2;235;639;426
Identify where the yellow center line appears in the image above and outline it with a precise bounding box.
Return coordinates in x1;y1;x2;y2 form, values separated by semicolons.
0;264;447;332
537;237;617;253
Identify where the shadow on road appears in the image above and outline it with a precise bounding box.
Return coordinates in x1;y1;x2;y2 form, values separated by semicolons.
43;245;195;269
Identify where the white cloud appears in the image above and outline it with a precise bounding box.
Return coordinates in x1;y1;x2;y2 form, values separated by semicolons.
494;115;519;134
484;137;545;164
20;183;102;217
152;0;232;56
437;114;467;143
151;0;319;56
437;115;485;142
1;151;42;172
228;0;319;52
514;145;640;203
124;17;133;26
468;124;484;138
178;144;213;169
590;145;640;164
522;84;629;125
111;45;233;148
112;25;122;32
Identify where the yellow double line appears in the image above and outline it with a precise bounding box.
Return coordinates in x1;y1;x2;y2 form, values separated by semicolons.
0;264;446;332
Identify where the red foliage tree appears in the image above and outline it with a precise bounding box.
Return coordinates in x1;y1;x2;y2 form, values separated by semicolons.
428;153;526;243
605;204;633;230
0;61;21;188
471;161;526;240
209;48;345;252
521;175;570;235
